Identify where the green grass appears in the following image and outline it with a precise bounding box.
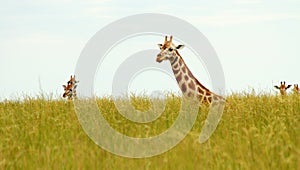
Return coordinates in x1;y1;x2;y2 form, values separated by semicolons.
0;93;299;169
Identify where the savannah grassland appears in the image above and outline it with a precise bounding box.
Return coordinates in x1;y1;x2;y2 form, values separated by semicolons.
0;93;299;170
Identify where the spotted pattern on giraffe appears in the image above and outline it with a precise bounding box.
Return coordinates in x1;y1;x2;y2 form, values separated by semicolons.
188;81;195;90
173;68;180;75
184;75;189;81
156;35;225;105
181;83;187;93
182;67;186;73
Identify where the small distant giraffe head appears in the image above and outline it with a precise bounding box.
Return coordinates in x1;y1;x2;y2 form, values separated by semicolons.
62;75;79;100
293;84;299;94
68;75;79;85
274;81;291;95
156;35;185;63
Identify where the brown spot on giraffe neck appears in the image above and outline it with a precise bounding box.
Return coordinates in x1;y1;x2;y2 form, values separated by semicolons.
173;68;180;75
188;81;196;90
182;66;187;73
184;75;188;81
181;83;187;93
178;58;183;65
176;72;182;83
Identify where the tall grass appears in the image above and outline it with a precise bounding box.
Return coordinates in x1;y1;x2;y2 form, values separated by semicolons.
0;93;299;169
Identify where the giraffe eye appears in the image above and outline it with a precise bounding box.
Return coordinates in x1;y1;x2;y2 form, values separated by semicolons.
168;48;173;52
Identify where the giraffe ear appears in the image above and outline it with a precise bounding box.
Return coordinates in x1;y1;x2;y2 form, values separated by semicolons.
286;85;292;89
63;85;67;90
157;44;163;49
274;85;280;89
176;45;185;50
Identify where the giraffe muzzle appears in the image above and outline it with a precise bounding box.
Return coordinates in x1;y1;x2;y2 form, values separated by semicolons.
156;55;164;63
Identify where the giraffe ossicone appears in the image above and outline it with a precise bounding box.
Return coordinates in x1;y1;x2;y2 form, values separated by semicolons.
156;35;224;105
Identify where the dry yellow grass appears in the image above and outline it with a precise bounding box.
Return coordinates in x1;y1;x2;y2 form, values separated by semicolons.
0;93;299;169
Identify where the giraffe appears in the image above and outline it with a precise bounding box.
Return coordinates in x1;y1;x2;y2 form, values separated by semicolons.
293;84;299;94
156;35;224;104
62;75;79;100
274;81;291;95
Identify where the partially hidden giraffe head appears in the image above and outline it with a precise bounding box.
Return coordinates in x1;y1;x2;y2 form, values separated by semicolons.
293;84;299;94
62;75;79;99
156;35;185;63
68;75;79;85
274;81;291;95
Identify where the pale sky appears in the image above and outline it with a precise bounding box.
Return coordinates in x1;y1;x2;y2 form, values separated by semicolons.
1;0;300;100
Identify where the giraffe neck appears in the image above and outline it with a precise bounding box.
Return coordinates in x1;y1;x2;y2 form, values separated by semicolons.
169;53;215;103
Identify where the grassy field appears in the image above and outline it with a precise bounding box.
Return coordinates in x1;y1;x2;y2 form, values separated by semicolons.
0;93;299;169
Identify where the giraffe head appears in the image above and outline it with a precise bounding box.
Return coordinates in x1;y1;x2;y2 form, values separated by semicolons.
293;84;299;94
62;75;79;99
156;35;185;63
68;75;79;85
274;81;291;95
